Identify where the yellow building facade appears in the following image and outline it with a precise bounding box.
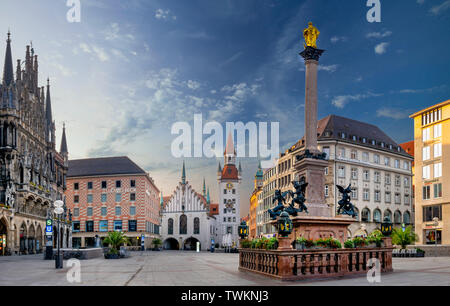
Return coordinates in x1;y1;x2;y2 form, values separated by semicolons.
410;100;450;245
249;162;263;239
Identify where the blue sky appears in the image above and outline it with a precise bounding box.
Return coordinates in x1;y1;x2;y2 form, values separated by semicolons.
1;0;449;215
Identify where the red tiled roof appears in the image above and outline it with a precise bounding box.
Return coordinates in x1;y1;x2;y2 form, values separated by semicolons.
221;164;239;180
209;204;219;216
400;141;414;157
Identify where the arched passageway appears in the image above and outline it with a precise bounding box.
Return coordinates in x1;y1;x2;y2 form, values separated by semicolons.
163;238;180;250
183;237;200;251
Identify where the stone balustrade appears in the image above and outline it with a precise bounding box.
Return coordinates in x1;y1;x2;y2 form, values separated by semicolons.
239;238;393;281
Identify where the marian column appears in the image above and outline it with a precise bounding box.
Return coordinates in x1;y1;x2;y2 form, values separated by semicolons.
295;22;330;217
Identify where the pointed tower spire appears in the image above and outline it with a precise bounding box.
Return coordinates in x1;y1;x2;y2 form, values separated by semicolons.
181;161;186;184
206;187;210;204
160;192;164;207
3;30;14;86
45;78;53;142
202;177;206;197
224;131;236;165
60;122;68;154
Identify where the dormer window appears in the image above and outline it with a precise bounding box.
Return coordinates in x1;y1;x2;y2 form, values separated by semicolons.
381;142;385;148
389;144;393;150
362;138;367;144
371;140;376;145
341;133;346;139
352;135;357;141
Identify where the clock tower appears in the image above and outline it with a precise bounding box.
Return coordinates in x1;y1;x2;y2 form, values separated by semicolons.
217;132;241;247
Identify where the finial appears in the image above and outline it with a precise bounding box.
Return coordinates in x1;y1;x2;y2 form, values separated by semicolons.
47;77;50;86
7;29;10;41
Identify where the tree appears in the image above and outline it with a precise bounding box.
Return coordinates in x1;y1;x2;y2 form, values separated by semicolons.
103;232;130;254
391;226;417;249
152;238;162;248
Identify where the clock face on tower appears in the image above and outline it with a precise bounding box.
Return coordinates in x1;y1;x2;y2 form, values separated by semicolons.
225;199;234;209
226;183;234;190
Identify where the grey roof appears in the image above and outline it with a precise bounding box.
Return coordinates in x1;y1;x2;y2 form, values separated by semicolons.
2;32;13;87
292;115;411;158
68;156;147;177
60;124;68;154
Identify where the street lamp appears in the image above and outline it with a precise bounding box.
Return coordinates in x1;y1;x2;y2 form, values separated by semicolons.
238;221;249;240
277;212;293;238
54;200;64;269
381;216;393;237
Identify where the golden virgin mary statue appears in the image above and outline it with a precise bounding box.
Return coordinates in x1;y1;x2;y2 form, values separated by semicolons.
303;22;320;49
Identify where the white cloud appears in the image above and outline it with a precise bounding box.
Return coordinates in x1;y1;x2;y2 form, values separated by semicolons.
318;64;338;73
331;92;382;108
375;42;389;55
366;31;392;39
155;9;177;21
187;80;201;90
417;0;425;4
78;43;109;62
376;107;409;119
430;0;450;14
330;36;348;44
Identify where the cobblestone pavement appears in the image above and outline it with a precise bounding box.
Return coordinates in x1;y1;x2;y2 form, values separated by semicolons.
0;251;449;286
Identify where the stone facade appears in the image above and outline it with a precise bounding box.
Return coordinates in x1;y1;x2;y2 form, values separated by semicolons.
0;32;70;256
410;100;450;245
160;162;216;251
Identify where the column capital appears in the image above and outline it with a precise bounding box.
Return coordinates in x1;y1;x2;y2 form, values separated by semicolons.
300;46;325;61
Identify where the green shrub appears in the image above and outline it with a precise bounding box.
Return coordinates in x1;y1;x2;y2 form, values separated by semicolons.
344;240;354;249
296;237;307;244
327;238;342;249
391;226;418;249
304;239;316;248
266;237;278;250
240;239;251;249
352;237;368;247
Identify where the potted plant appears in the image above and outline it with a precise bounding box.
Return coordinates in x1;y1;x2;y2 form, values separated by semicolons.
352;237;368;248
240;239;251;249
391;226;418;250
152;238;162;251
255;237;268;249
266;237;278;250
295;237;307;250
304;239;316;250
327;238;342;249
103;231;130;259
344;239;354;249
315;238;328;249
416;248;425;257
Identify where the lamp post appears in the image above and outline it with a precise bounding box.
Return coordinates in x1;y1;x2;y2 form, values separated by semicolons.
54;200;64;269
238;221;249;240
380;216;393;248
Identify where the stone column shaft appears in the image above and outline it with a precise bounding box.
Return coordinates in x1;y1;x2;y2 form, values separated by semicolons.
304;59;319;152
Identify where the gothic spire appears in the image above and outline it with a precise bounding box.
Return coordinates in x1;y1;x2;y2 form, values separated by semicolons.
202;177;206;197
60;123;68;154
3;30;14;86
45;78;53;124
206;187;210;204
181;161;186;184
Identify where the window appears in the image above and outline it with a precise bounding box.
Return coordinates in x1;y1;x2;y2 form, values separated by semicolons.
404;177;410;188
325;185;329;197
434;183;442;198
87;207;93;217
374;154;380;164
74;195;79;203
115;193;122;202
338;166;345;178
99;220;108;232
74;183;79;190
351;168;358;180
423;146;430;161
423;205;442;222
373;210;381;223
74;208;79;217
423;166;431;180
403;212;411;224
87;182;93;189
385;192;391;203
324;167;329;175
168;218;174;235
395;193;401;204
128;220;137;232
338;148;345;158
101;207;107;216
86;221;94;232
374;190;381;202
363;170;370;181
384;157;390;166
423;186;431;200
363;189;370;201
434;163;442;178
374;171;381;183
385;174;391;185
114;220;122;231
434;143;442;158
101;193;107;202
404;194;410;206
323;147;330;160
394;211;402;224
193;217;200;235
87;194;93;203
394;160;400;168
223;189;227;194
130;206;136;215
395;175;401;187
362;152;369;162
115;180;121;188
232;189;236;194
180;215;187;235
130;193;136;201
423;128;431;142
130;180;136;188
351;150;357;160
351;188;358;200
115;206;121;216
434;124;442;138
73;221;80;232
403;161;409;170
101;181;107;189
384;210;392;222
361;209;370;222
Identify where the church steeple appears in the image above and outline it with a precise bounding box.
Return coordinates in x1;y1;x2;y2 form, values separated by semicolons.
3;30;14;87
206;187;210;204
45;78;55;145
60;123;68;155
202;177;206;197
181;161;186;184
224;131;236;165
